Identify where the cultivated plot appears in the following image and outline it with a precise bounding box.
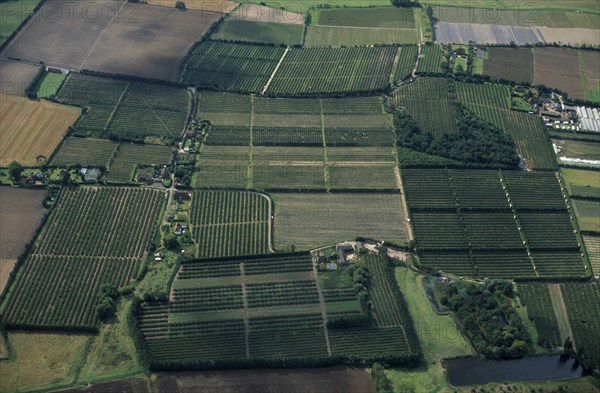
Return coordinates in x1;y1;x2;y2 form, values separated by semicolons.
0;60;40;96
0;187;46;293
2;1;222;81
272;193;406;249
0;94;80;166
3;187;165;329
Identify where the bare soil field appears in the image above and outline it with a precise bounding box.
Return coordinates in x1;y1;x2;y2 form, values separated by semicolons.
483;47;533;84
0;60;40;96
541;28;600;47
146;0;237;14
1;0;118;69
534;47;584;100
228;3;304;24
0;95;80;166
0;187;46;292
57;378;149;393
1;1;222;81
81;4;222;81
155;367;374;393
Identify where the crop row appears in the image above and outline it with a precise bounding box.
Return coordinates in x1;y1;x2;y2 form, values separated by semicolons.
181;41;284;92
246;280;319;308
391;77;457;137
394;46;419;82
416;45;445;74
365;254;408;328
171;285;243;313
518;284;562;348
36;187;164;258
243;253;313;275
4;255;137;329
560;283;600;371
329;327;411;359
502;171;566;209
191;191;268;226
268;46;397;94
178;259;241;279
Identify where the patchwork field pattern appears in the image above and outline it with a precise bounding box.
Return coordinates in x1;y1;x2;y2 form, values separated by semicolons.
137;252;419;367
194;93;394;190
56;74;190;142
403;168;587;279
0;94;80;166
3;187;165;330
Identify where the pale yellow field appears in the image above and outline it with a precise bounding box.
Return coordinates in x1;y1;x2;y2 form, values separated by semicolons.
0;332;89;393
0;95;80;166
0;258;16;294
145;0;238;13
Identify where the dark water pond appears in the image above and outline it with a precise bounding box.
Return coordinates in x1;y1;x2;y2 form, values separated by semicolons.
445;355;584;386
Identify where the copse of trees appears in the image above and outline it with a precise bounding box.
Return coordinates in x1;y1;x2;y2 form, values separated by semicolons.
8;161;23;182
96;283;119;321
371;363;393;393
438;279;533;359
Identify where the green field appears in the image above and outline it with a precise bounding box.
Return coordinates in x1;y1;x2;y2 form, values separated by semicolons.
106;144;173;183
212;20;303;45
3;187;165;330
561;168;600;196
51;137;118;167
404;168;587;279
312;6;416;28
416;45;445;74
553;139;600;161
572;199;600;233
304;26;419;46
56;74;189;143
37;72;66;98
583;236;600;277
422;0;600;14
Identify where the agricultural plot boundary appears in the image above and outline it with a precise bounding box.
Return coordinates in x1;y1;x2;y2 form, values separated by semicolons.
135;252;421;369
402;168;588;280
2;187;166;331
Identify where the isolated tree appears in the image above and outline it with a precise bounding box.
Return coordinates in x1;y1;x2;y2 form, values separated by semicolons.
8;161;23;182
175;1;186;10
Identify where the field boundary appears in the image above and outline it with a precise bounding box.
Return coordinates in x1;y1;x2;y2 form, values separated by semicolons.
261;46;290;94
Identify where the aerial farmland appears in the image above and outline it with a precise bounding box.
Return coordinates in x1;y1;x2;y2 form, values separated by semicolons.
0;0;599;392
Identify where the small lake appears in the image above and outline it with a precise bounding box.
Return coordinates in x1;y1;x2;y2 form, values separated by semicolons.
445;355;584;386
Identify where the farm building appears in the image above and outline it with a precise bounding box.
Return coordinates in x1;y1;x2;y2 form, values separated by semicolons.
576;106;600;132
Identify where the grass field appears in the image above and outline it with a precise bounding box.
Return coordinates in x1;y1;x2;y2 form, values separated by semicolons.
146;0;237;13
37;72;66;98
213;20;304;45
572;199;600;233
0;332;89;393
271;193;407;249
561;168;600;198
395;267;473;362
0;94;80;166
77;299;143;382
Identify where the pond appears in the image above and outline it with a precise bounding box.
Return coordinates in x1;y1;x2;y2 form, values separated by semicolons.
445;355;584;386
